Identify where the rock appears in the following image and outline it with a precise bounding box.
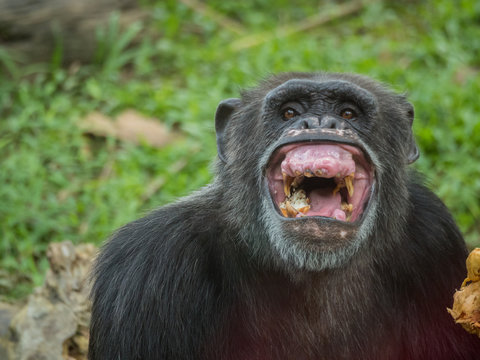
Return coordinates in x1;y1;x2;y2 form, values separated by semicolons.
7;241;96;360
10;297;77;360
0;302;19;360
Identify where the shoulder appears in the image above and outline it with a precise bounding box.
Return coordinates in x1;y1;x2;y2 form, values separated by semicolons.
98;185;221;262
92;184;225;292
401;172;467;279
90;184;227;321
406;173;465;247
89;185;227;358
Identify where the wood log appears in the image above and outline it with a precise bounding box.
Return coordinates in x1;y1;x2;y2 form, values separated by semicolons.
0;0;146;63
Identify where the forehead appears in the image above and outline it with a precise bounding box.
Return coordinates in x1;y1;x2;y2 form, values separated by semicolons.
263;78;378;113
260;72;384;93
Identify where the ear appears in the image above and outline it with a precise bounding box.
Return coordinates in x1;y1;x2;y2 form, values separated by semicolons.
405;103;419;164
215;98;241;163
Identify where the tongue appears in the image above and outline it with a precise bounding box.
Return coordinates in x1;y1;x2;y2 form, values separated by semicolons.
308;188;345;219
281;144;356;178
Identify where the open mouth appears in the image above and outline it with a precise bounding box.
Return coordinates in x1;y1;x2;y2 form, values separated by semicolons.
266;142;374;222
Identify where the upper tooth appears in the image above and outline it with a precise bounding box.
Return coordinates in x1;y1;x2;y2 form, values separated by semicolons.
345;174;354;197
304;169;314;177
283;172;293;197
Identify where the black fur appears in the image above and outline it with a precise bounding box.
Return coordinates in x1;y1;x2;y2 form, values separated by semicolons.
89;72;480;359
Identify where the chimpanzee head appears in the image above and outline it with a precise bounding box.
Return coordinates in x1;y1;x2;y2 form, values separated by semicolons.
215;72;418;271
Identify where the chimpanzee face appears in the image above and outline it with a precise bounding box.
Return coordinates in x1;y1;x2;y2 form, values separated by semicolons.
216;73;417;270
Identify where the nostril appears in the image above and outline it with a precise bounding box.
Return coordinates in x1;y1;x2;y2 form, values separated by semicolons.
320;117;334;128
304;117;320;129
293;117;320;130
320;116;346;130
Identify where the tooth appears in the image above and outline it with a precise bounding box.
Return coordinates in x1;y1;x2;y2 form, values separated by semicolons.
283;172;294;197
285;201;299;218
345;174;354;197
304;169;314;178
282;172;289;197
291;176;303;188
315;169;325;176
295;170;302;176
333;181;344;195
341;202;353;212
297;205;311;214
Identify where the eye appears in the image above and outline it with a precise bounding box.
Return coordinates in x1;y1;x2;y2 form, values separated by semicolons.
282;107;299;121
340;108;357;120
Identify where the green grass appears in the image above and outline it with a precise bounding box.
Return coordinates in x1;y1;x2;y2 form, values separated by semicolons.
1;0;479;298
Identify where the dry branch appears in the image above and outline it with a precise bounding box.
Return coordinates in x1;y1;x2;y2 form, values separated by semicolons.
179;0;246;35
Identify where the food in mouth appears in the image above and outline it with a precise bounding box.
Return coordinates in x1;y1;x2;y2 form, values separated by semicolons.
279;188;311;218
267;143;374;222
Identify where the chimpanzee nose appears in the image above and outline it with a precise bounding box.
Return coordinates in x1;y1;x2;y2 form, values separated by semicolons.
296;116;346;130
319;115;347;130
295;116;320;129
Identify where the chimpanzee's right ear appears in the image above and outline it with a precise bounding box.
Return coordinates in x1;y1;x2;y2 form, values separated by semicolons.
215;98;241;164
405;102;420;164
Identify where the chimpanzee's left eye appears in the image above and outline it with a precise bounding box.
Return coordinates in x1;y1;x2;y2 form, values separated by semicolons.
340;108;357;120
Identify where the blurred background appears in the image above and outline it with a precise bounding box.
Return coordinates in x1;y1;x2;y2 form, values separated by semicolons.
0;0;479;300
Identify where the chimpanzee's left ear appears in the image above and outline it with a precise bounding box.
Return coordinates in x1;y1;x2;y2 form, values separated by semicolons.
215;98;241;163
405;103;419;164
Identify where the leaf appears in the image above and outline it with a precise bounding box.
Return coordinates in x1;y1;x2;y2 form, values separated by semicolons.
79;109;179;148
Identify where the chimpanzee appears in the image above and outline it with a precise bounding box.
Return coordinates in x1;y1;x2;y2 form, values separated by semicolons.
89;72;480;359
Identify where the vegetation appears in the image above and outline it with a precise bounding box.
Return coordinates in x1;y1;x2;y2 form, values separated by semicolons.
1;0;479;298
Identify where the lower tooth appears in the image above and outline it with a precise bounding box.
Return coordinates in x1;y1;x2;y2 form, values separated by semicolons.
341;202;353;212
291;176;303;188
285;201;299;217
333;181;344;195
